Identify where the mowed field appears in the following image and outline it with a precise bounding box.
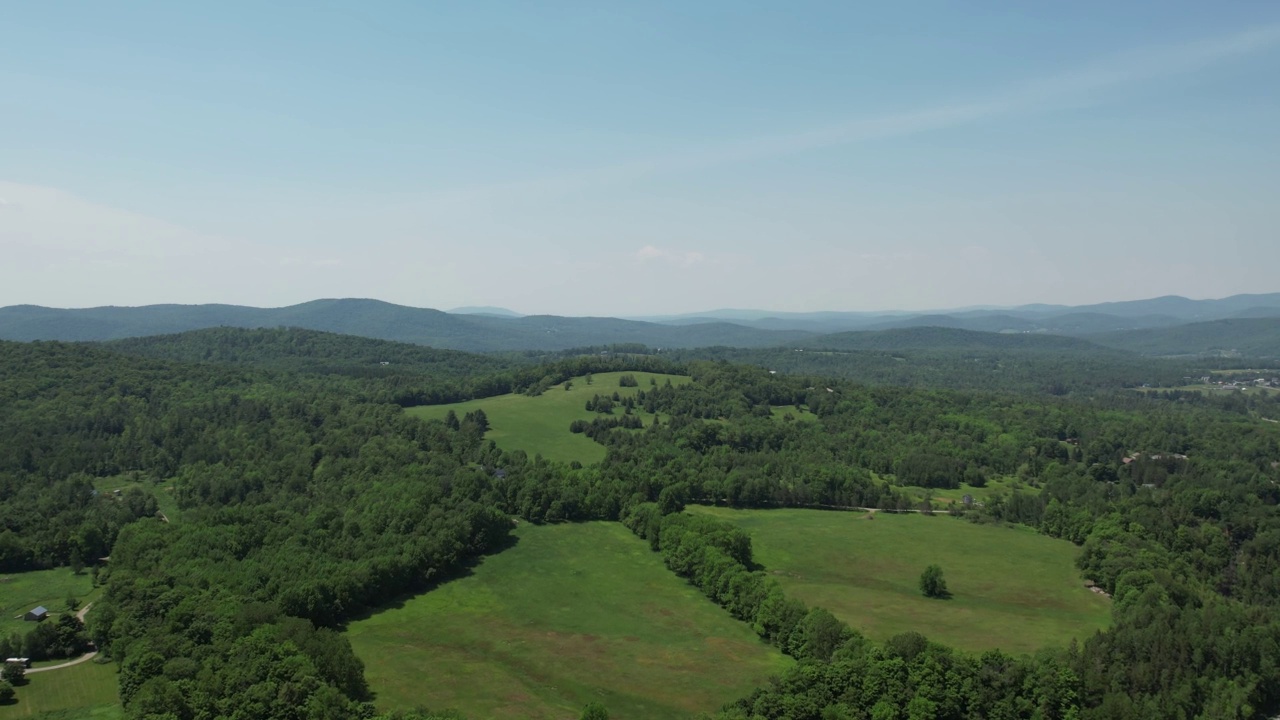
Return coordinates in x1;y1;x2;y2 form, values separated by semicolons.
691;507;1111;655
406;371;691;464
346;522;789;720
899;475;1040;506
0;661;121;719
0;568;96;638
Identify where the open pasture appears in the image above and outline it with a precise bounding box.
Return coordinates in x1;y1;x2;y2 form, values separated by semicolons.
0;660;120;719
899;475;1040;506
690;506;1110;655
346;522;788;720
0;568;96;639
406;371;691;464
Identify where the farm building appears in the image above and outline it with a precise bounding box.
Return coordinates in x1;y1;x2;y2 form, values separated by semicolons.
24;605;48;622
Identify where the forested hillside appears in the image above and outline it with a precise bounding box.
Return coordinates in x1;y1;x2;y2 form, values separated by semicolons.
1088;317;1280;357
3;336;1279;719
667;344;1193;395
0;300;811;350
106;327;519;377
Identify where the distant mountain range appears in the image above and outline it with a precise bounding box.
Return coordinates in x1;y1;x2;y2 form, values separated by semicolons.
3;293;1279;356
637;293;1280;335
0;299;808;352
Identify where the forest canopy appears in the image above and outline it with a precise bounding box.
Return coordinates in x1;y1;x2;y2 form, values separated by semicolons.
2;330;1279;719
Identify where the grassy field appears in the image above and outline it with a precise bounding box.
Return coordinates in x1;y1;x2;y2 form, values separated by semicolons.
0;661;120;719
93;474;181;523
406;371;691;464
899;475;1040;506
690;507;1110;656
346;522;789;720
0;568;97;639
768;405;820;423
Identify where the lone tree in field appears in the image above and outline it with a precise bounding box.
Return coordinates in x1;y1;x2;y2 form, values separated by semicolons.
920;564;949;599
580;702;610;720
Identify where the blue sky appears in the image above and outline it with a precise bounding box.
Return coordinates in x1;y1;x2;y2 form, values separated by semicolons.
2;1;1278;314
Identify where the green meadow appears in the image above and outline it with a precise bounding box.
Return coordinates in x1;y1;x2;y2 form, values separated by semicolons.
92;474;181;524
406;371;691;464
346;522;789;720
899;475;1040;506
768;405;819;422
0;661;120;719
0;568;96;639
690;506;1110;655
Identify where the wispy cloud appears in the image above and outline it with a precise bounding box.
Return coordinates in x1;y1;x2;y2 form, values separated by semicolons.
425;23;1280;205
636;244;707;267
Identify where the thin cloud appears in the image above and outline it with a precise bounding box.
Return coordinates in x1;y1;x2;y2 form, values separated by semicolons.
425;23;1280;205
636;245;707;267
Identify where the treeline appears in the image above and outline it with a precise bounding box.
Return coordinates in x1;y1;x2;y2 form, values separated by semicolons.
580;363;1280;718
101;326;688;408
623;506;1081;719
664;344;1196;395
0;340;515;717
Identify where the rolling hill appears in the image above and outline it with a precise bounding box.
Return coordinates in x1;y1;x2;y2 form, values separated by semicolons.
799;326;1112;353
105;327;518;376
5;294;1280;357
1087;317;1280;357
641;294;1280;335
0;300;812;352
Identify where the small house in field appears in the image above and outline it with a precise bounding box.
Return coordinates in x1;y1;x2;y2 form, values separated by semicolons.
4;657;31;668
962;494;975;506
24;606;48;622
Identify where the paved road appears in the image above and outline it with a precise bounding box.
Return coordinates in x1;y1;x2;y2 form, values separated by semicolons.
25;603;97;675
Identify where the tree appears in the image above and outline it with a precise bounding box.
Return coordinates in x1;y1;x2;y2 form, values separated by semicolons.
1;662;24;686
0;679;13;703
920;565;949;599
580;702;609;720
564;381;573;391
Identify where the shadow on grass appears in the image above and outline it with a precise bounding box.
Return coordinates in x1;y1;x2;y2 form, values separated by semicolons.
339;531;522;628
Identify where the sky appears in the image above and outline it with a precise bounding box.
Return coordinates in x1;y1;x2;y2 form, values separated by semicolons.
2;1;1279;316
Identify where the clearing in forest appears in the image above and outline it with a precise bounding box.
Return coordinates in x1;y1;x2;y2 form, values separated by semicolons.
406;371;691;464
690;506;1111;655
0;660;120;719
899;475;1040;506
0;567;96;638
346;522;789;720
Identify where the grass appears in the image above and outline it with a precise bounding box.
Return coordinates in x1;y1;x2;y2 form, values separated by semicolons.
690;507;1111;656
346;522;789;720
406;371;692;464
0;661;120;719
899;475;1040;506
0;568;97;639
92;474;181;523
768;405;819;423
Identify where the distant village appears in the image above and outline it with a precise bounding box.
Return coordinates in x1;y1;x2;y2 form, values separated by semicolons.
1192;374;1278;391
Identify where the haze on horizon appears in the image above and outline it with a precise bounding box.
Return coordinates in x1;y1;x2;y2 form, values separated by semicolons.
3;2;1279;317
